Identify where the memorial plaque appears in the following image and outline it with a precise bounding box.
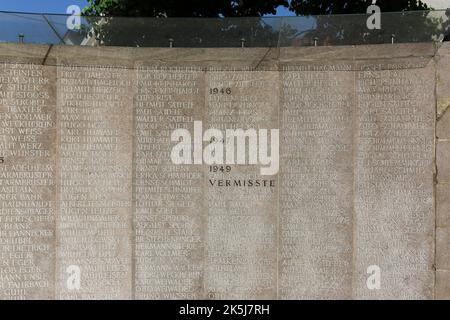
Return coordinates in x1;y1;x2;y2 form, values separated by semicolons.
354;60;435;299
279;58;354;299
56;64;133;299
278;45;435;299
0;43;442;300
134;60;205;300
204;68;279;299
0;59;56;299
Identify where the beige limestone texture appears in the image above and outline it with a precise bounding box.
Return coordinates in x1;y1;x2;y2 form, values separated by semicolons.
436;227;450;269
0;42;443;300
437;43;450;119
437;184;450;227
0;58;57;299
437;142;450;183
436;270;450;299
435;41;450;301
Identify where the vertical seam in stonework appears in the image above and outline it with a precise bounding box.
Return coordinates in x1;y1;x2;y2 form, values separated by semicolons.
202;69;208;299
54;59;60;300
351;58;357;300
276;59;280;300
130;65;137;300
433;54;438;300
275;42;283;300
277;48;281;300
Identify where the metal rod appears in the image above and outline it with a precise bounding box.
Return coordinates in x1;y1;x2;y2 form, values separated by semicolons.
42;14;66;45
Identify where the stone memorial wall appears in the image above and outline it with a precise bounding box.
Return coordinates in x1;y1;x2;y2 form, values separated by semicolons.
0;42;448;299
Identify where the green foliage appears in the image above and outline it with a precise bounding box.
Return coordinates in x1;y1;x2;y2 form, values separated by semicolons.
81;0;447;47
286;1;446;46
289;0;430;15
82;0;291;46
83;0;288;17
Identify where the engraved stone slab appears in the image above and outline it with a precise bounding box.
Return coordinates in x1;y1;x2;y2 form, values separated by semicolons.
279;62;354;299
0;43;441;300
134;62;205;300
204;69;279;299
354;61;435;299
279;44;436;300
56;64;134;299
0;59;56;300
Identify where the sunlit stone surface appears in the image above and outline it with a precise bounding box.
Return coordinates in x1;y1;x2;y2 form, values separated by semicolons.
0;43;443;299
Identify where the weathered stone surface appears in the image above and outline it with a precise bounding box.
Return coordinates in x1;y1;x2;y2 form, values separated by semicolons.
435;42;450;302
436;43;450;119
0;43;443;300
0;60;56;299
354;61;435;300
437;106;450;140
55;64;134;299
0;44;54;63
436;227;450;270
133;48;279;71
437;184;450;227
279;63;354;299
278;45;436;300
279;43;436;63
133;63;205;300
204;70;279;299
437;142;450;183
436;270;450;300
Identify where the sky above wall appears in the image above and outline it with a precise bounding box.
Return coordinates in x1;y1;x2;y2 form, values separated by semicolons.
0;0;448;15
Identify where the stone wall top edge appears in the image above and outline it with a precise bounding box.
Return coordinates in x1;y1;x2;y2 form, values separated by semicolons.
279;42;437;62
437;42;450;56
0;42;439;68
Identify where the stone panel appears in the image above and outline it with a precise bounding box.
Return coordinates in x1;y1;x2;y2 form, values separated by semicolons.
436;270;450;300
436;227;450;270
0;58;56;299
437;107;450;140
437;184;450;227
204;69;279;299
133;62;205;300
0;43;442;300
279;62;354;299
437;142;450;183
56;64;134;299
436;43;450;118
354;61;435;299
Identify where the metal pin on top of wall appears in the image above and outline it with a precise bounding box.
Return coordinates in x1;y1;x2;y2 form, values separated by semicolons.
391;34;396;44
18;33;24;43
169;38;174;48
241;38;246;48
314;37;318;46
